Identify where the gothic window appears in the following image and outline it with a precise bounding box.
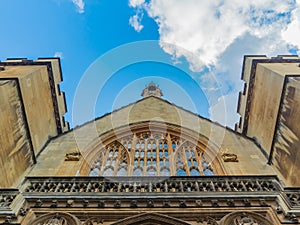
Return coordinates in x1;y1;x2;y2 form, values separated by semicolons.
160;168;170;176
103;167;113;176
117;167;127;176
88;129;219;176
176;168;187;176
147;167;156;176
133;167;143;176
190;168;200;176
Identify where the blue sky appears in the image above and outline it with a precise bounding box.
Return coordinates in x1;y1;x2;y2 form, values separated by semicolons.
1;0;300;128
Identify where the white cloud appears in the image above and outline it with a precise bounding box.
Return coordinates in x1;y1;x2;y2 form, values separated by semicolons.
129;0;145;8
282;0;300;54
129;13;144;32
142;0;296;71
72;0;85;14
129;0;145;32
54;52;64;59
129;0;300;127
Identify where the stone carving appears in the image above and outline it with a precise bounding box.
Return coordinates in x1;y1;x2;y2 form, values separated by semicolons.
65;149;81;161
83;199;89;207
243;199;251;207
285;212;299;222
221;153;239;162
211;200;219;207
50;200;58;208
24;176;279;194
222;212;273;225
147;199;154;207
0;193;17;208
19;207;28;216
66;200;74;207
286;192;300;206
179;200;186;207
114;200;121;208
227;199;235;207
31;212;80;225
130;200;137;208
83;218;104;225
233;213;267;225
98;200;105;208
196;217;218;225
40;213;67;225
163;200;170;207
35;199;43;207
195;200;203;207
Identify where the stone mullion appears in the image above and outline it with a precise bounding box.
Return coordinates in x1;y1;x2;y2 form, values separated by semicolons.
140;140;148;176
100;146;111;176
154;139;160;176
197;149;205;176
129;135;137;176
113;145;122;176
166;133;174;176
182;145;190;176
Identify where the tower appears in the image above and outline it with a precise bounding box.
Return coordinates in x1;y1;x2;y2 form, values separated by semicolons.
236;55;300;186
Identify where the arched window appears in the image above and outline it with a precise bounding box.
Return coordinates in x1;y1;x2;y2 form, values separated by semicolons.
103;168;113;176
176;168;186;176
89;168;100;176
160;168;170;176
190;168;200;176
117;167;127;176
147;168;156;176
87;128;221;177
133;167;143;176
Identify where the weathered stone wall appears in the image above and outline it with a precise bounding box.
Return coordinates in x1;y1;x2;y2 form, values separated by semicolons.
246;63;285;156
273;76;300;186
18;66;58;155
0;80;34;187
29;97;276;178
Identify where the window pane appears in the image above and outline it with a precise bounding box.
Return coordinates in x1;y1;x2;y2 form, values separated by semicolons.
103;168;113;176
89;168;100;176
133;168;143;176
204;168;214;176
176;169;186;176
190;168;200;176
147;168;156;176
160;168;170;176
117;167;127;176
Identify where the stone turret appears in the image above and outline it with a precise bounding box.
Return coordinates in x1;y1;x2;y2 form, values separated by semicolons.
141;82;163;98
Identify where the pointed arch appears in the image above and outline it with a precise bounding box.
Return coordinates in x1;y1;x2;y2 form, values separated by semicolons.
30;212;80;225
111;212;191;225
221;211;274;225
80;121;226;176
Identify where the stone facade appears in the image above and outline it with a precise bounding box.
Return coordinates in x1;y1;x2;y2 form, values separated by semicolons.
0;56;299;224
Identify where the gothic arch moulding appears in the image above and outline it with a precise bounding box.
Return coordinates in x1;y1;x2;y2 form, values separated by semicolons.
80;121;226;176
30;212;80;225
111;212;191;225
221;211;274;225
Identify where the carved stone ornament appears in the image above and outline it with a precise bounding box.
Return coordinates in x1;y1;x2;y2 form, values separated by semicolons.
221;153;239;162
65;148;81;161
111;212;191;225
221;212;273;225
31;212;80;225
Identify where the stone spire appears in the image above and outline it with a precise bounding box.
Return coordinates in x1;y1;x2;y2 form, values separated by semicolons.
141;82;163;98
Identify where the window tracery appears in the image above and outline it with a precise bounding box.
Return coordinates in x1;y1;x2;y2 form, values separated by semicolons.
88;130;218;176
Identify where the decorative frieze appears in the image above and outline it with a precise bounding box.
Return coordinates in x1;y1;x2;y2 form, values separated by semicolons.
23;176;280;194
